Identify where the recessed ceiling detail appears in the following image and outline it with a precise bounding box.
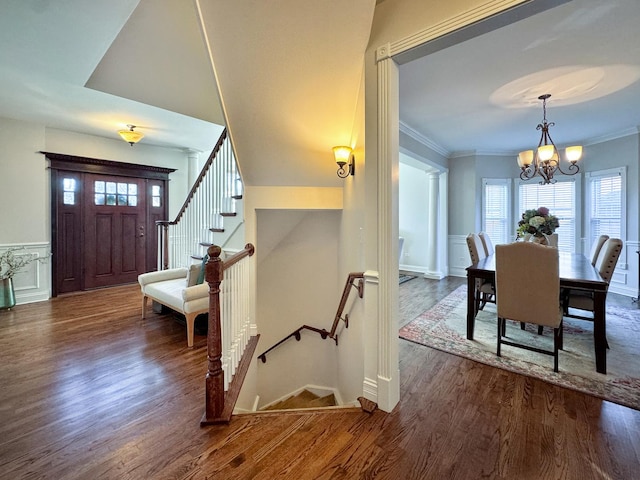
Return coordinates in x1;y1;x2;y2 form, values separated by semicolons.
490;65;640;108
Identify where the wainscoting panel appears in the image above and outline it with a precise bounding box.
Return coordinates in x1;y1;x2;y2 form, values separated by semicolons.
611;240;638;299
448;235;470;278
1;242;51;305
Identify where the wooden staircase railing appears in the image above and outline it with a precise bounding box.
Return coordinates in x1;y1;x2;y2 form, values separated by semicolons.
157;128;241;270
256;272;364;363
201;242;256;425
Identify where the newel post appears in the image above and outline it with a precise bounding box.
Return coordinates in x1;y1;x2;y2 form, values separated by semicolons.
204;245;224;421
155;221;171;270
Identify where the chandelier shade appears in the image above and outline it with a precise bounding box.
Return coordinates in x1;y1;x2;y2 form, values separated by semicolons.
118;124;144;146
517;94;582;185
333;145;355;178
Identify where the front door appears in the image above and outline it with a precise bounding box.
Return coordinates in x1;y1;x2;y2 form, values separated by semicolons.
48;152;175;296
83;174;146;289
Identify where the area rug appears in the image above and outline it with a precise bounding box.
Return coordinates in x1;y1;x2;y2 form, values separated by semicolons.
399;285;640;410
399;274;417;285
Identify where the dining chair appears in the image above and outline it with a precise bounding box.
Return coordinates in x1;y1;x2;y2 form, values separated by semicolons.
478;231;494;256
588;234;609;266
466;233;495;313
495;241;563;372
564;238;623;323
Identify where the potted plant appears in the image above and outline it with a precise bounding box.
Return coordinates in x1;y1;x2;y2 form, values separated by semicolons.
0;247;48;310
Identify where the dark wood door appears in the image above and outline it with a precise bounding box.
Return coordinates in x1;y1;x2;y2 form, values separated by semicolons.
83;174;146;289
47;152;175;296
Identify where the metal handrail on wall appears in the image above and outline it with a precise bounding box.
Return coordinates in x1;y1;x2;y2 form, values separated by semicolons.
256;272;364;363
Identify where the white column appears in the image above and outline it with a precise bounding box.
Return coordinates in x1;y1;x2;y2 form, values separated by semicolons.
424;172;444;279
186;149;201;187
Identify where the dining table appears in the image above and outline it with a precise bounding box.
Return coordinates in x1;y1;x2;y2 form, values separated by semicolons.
466;252;609;374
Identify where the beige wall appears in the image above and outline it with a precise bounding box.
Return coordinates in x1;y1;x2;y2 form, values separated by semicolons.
0;117;48;244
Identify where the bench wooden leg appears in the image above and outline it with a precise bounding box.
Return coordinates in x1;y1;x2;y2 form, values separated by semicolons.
185;313;196;348
141;295;148;320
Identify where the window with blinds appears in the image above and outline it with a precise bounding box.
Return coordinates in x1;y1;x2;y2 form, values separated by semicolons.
588;168;624;246
482;179;511;245
518;180;576;252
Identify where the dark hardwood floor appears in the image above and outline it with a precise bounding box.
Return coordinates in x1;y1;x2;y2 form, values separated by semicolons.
0;279;638;479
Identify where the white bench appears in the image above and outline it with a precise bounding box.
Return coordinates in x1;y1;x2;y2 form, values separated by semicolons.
138;266;209;347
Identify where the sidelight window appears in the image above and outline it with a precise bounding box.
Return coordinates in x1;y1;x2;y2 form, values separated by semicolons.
62;178;77;205
151;185;162;207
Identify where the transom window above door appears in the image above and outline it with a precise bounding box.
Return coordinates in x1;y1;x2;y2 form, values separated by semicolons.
94;180;138;206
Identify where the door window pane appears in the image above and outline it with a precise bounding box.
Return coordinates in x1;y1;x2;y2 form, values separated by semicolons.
151;184;162;208
62;177;77;205
94;180;138;207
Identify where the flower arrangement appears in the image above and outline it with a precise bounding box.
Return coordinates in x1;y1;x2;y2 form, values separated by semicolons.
0;248;47;280
517;207;559;238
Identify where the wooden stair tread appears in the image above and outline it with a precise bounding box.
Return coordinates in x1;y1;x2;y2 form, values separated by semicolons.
264;390;338;411
306;393;336;408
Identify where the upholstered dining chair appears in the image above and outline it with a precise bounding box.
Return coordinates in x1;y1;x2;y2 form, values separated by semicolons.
466;233;495;313
588;234;610;266
478;231;494;256
495;241;563;372
564;238;623;323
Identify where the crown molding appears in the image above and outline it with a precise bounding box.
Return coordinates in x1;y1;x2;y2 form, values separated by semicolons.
583;127;640;146
399;121;449;157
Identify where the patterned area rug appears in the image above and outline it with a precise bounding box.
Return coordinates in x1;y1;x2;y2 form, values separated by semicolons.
399;285;640;410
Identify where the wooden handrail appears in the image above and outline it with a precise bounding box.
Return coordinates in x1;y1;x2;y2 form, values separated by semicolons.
202;242;255;424
257;325;329;363
223;243;255;270
173;128;228;225
256;272;364;363
329;272;364;340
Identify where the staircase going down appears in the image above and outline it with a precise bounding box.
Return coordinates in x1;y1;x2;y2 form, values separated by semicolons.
262;390;338;411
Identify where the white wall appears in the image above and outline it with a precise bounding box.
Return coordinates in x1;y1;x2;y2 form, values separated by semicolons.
337;69;367;406
255;210;341;406
0;116;198;303
399;162;430;271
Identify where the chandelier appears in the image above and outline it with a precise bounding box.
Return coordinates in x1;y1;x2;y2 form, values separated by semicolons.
517;94;582;185
118;124;144;146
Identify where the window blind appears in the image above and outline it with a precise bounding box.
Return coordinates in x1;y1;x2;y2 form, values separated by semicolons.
483;181;510;245
589;173;622;244
518;180;576;252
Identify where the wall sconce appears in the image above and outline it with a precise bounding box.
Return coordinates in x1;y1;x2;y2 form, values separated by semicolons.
333;146;355;178
118;124;144;146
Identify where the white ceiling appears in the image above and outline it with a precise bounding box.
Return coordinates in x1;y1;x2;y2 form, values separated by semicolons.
0;0;224;153
1;0;638;167
399;0;640;156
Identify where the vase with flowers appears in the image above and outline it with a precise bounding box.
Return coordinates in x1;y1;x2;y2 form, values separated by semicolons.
517;207;559;245
1;247;48;310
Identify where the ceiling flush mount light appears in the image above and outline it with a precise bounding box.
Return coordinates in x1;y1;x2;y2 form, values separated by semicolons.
333;146;355;178
517;94;582;185
118;124;144;146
